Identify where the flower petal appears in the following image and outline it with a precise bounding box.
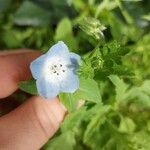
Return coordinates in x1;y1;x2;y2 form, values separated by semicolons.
47;41;69;57
30;54;47;80
36;78;60;99
70;52;81;66
60;71;79;93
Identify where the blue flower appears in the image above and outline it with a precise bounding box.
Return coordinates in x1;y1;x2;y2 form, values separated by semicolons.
30;41;81;99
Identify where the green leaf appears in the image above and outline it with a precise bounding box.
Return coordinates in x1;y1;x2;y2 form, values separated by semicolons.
59;93;76;112
94;41;131;80
83;103;104;121
44;131;75;150
147;120;150;131
83;105;111;147
119;116;136;133
2;30;21;48
140;80;150;96
128;130;150;150
95;0;118;17
0;0;11;13
13;1;51;26
109;75;128;101
74;78;102;103
59;78;101;112
78;59;95;79
19;80;37;95
55;18;72;40
142;13;150;21
122;0;142;2
126;87;150;108
61;107;86;132
54;18;77;50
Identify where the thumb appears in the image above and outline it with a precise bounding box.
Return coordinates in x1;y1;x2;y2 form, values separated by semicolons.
0;96;66;150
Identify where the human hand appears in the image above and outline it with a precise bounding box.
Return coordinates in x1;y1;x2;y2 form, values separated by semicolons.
0;50;67;150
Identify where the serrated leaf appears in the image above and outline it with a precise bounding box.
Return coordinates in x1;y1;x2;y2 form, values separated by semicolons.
19;80;37;95
13;1;51;26
78;59;95;79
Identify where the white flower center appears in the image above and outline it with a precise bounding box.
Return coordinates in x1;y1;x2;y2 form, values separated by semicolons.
43;57;69;81
50;63;66;75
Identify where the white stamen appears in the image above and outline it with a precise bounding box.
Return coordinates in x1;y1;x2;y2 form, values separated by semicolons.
43;56;69;81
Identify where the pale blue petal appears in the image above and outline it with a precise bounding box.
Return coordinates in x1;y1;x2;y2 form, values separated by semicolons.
70;52;81;66
47;41;69;57
30;54;47;80
36;78;60;99
60;71;79;93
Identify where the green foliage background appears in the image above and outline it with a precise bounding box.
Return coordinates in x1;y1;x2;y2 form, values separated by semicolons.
0;0;150;149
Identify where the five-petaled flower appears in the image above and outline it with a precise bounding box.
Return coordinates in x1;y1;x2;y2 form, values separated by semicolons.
30;41;81;99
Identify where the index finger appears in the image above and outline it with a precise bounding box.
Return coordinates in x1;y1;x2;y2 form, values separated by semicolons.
0;50;41;98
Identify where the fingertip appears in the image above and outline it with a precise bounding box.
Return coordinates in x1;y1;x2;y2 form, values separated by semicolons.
0;51;42;98
0;96;66;149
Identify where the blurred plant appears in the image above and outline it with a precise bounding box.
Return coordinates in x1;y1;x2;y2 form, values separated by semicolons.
0;0;150;149
79;17;106;40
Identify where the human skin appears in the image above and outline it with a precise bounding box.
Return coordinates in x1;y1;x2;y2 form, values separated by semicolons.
0;50;67;150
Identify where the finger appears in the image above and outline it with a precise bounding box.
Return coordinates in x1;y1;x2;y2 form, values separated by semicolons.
0;96;67;150
0;50;41;98
0;49;36;56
